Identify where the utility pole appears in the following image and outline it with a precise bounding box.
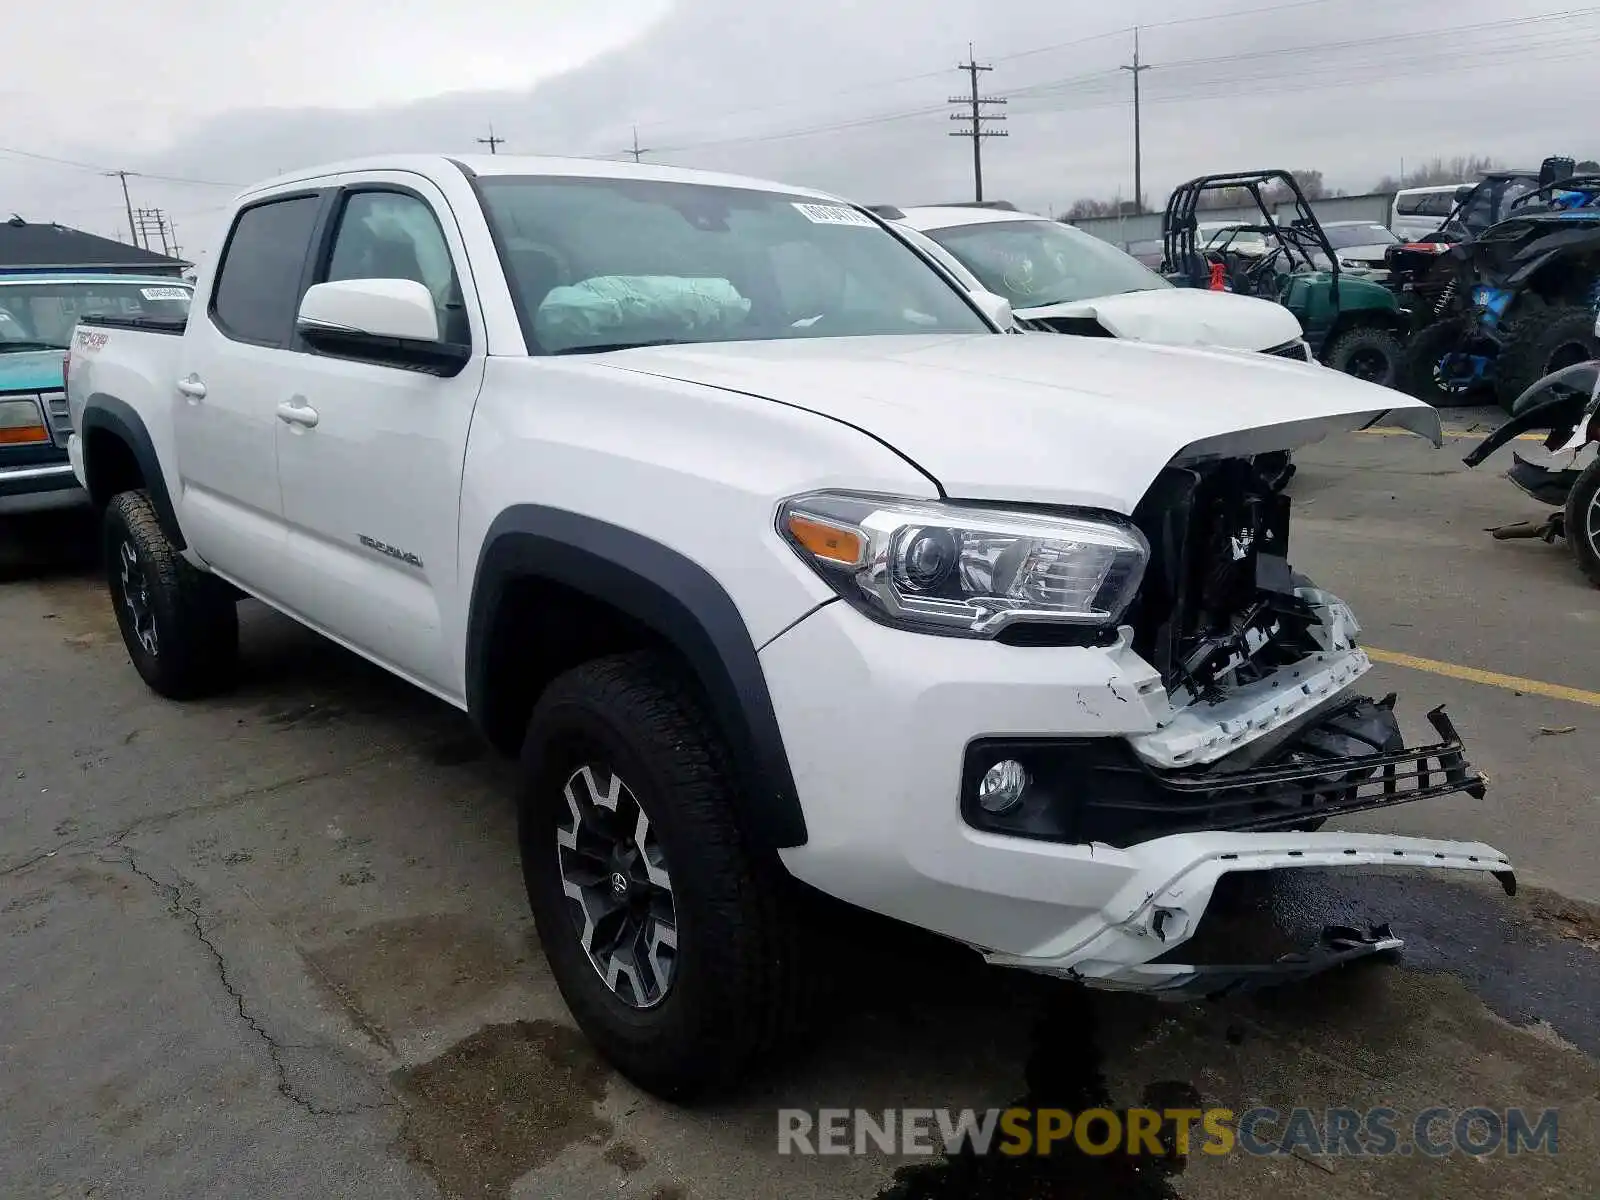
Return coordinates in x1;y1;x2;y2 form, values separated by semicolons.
476;125;505;154
104;170;138;245
1120;28;1151;214
624;126;652;163
134;208;173;256
949;48;1007;203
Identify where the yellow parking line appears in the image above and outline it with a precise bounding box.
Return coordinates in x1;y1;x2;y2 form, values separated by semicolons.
1356;426;1544;441
1366;647;1600;708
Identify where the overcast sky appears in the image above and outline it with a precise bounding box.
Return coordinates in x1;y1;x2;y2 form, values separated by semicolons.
5;0;1596;260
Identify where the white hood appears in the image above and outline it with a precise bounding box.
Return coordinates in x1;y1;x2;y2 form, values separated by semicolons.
599;334;1441;513
1016;287;1305;352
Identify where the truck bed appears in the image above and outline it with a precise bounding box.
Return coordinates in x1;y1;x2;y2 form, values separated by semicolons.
76;313;188;336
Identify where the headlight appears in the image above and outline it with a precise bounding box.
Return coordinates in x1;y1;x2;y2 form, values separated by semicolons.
778;491;1149;636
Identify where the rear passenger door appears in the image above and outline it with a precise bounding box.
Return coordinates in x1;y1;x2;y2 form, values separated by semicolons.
271;176;487;696
175;193;325;591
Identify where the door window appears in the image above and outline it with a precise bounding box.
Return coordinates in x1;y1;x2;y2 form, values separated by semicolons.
210;195;323;345
321;190;468;344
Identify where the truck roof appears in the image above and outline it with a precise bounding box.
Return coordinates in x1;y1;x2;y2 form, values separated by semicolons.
238;154;850;206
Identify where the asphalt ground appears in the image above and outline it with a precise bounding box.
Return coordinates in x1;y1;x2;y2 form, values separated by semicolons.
2;407;1596;1199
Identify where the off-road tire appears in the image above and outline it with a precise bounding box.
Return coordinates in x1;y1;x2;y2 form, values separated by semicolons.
1397;317;1479;406
519;652;814;1100
103;489;239;699
1324;325;1405;389
1564;457;1600;588
1495;303;1600;414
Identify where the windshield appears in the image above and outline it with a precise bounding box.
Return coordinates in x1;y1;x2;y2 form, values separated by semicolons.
921;218;1171;308
0;279;191;350
1324;224;1397;249
474;177;989;354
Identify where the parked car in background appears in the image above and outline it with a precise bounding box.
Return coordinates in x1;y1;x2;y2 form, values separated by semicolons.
886;204;1309;357
1124;237;1165;269
1;272;190;513
1320;221;1402;281
1391;184;1470;241
64;153;1509;1099
1201;222;1269;259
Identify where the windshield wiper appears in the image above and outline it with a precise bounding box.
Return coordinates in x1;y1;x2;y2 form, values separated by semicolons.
552;338;690;355
0;340;65;353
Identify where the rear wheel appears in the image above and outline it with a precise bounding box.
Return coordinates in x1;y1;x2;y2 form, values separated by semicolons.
1325;325;1404;389
1495;303;1600;414
1397;317;1480;406
1564;457;1600;588
519;652;814;1099
104;490;238;699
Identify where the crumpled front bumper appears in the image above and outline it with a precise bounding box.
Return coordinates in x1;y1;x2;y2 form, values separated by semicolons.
983;829;1514;997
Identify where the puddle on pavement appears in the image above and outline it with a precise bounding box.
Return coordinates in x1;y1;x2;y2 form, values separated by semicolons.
304;913;528;1050
873;987;1188;1200
392;1019;611;1199
1239;868;1600;1056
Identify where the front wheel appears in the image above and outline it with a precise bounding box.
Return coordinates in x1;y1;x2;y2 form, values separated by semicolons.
1324;325;1405;389
103;490;238;699
1565;457;1600;588
518;652;814;1099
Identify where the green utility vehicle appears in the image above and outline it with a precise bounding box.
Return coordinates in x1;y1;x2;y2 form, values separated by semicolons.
1162;170;1411;386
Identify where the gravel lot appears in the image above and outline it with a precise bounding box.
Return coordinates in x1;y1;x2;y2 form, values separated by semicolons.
3;409;1596;1199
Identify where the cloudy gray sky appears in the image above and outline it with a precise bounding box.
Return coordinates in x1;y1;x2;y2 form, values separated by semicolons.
5;0;1595;261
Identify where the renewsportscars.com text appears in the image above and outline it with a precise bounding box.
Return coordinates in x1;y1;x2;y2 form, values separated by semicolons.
777;1106;1559;1159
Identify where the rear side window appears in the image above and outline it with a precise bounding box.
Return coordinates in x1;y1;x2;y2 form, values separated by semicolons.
210;195;322;345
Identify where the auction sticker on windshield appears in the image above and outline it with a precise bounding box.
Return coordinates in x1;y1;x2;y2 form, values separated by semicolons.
139;287;190;300
792;203;875;227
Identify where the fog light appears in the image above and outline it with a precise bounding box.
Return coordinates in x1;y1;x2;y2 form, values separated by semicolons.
977;759;1029;814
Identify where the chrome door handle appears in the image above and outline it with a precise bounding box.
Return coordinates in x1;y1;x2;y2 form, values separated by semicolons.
276;400;319;428
176;376;206;399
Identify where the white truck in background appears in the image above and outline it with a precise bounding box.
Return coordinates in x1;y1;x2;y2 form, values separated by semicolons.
65;154;1512;1099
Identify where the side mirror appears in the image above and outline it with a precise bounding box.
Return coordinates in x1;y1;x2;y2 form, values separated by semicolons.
971;289;1015;331
1454;184;1475;203
297;278;469;375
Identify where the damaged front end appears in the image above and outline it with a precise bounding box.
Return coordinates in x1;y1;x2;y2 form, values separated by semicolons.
971;449;1508;997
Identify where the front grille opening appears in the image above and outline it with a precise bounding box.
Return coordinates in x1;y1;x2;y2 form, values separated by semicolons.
1125;458;1322;698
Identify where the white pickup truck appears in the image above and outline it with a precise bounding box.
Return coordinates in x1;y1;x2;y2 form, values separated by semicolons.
65;154;1513;1099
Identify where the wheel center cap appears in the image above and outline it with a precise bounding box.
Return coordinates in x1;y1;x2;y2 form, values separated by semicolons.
608;871;629;897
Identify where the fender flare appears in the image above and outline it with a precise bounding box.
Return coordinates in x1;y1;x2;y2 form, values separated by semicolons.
80;394;185;550
1463;362;1599;467
466;505;807;850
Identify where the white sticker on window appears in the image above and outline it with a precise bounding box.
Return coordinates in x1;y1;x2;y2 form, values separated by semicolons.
791;203;875;227
139;287;189;300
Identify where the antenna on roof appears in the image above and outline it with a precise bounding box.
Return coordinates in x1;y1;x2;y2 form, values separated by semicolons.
7;214;25;226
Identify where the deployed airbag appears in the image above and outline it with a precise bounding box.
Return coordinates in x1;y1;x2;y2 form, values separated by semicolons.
535;275;751;350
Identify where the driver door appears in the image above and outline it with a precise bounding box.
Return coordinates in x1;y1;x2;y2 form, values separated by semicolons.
271;176;486;696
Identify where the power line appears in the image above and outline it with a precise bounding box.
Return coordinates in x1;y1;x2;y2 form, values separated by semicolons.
1119;28;1151;215
648;5;1600;159
629;0;1362;143
0;144;239;187
476;125;506;154
949;49;1007;203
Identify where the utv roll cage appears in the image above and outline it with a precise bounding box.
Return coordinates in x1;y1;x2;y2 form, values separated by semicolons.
1161;169;1341;305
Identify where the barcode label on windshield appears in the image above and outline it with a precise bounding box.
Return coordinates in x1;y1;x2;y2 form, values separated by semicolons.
792;203;875;227
139;287;189;300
